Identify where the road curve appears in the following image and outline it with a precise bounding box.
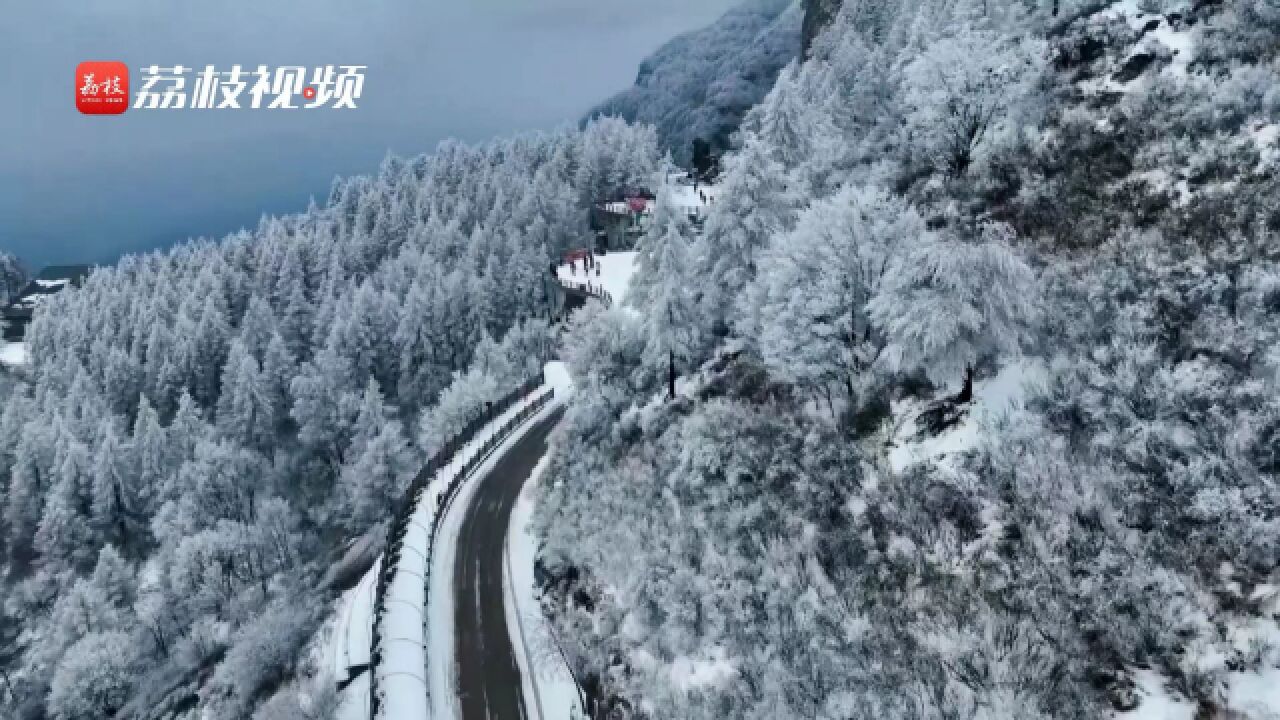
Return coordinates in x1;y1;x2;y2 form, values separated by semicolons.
454;407;564;720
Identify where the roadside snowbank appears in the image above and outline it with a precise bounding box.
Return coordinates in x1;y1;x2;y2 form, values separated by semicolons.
304;554;378;720
505;451;584;720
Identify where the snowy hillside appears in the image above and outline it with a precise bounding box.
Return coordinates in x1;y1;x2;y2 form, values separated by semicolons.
0;120;663;720
535;0;1280;719
2;0;1277;719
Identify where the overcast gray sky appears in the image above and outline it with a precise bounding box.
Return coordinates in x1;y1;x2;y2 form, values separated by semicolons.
1;0;735;268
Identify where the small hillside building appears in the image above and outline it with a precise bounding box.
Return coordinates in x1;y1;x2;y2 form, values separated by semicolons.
591;190;654;253
2;265;91;341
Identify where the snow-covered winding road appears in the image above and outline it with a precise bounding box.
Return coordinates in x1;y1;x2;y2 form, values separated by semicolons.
432;363;582;720
450;407;565;719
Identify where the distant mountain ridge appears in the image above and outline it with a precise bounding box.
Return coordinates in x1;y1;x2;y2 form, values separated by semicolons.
586;0;801;165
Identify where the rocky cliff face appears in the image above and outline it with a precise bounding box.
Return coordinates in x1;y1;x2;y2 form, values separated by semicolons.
802;0;842;54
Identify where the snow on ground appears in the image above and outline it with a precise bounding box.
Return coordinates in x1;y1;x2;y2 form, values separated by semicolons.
1227;668;1280;719
336;560;378;680
664;171;719;219
1078;1;1198;96
303;554;378;720
556;250;638;307
1118;669;1196;720
1252;123;1279;169
1115;664;1280;719
1145;14;1194;78
505;451;585;720
1115;563;1280;717
1221;603;1280;718
0;341;28;367
888;359;1048;474
336;672;371;720
669;647;737;692
545;360;573;399
427;388;564;720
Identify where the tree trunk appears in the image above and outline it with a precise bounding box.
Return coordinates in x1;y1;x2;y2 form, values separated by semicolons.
668;349;676;399
955;365;975;404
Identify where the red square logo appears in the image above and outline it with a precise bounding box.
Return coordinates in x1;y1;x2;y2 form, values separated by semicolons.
76;61;129;115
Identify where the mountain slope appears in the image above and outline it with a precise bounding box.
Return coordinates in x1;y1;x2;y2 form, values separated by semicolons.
0;119;661;720
536;0;1280;718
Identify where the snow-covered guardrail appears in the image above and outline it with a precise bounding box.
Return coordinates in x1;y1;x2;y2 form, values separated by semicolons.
559;279;613;308
369;372;553;719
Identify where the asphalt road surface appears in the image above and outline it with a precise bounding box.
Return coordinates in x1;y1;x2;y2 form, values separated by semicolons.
454;407;564;720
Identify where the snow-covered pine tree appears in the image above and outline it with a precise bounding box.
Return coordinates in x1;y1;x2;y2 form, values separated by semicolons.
695;132;793;339
643;220;701;398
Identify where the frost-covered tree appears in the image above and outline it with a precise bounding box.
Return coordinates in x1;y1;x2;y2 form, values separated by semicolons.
748;185;929;405
291;347;360;470
643;221;701;398
216;340;276;453
90;422;143;552
334;378;408;531
901;26;1043;176
535;2;1280;719
694;133;794;336
744;61;842;196
35;438;97;570
418;366;500;455
630;186;693;309
576;116;663;202
869;222;1037;401
336;417;409;533
260;332;296;434
47;631;137;720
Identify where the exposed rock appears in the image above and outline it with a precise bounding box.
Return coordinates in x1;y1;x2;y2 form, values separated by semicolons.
1107;678;1140;712
1114;52;1158;82
1055;34;1108;69
802;0;842;55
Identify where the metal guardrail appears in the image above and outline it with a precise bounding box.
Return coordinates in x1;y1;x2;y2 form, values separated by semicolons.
369;371;553;718
559;279;613;308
